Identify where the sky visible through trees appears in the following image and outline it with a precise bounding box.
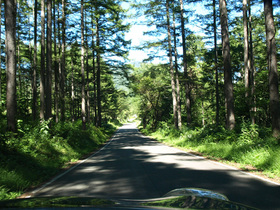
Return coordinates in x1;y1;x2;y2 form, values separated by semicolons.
1;0;280;135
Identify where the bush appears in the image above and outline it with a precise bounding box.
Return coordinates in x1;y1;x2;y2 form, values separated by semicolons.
0;120;114;200
146;121;280;178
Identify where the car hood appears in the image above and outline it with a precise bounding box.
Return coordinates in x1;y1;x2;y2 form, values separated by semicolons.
0;188;258;209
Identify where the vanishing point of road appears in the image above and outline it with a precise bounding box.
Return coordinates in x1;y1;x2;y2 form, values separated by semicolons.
33;123;280;209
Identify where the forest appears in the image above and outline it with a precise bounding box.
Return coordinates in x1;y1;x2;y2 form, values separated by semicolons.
0;0;280;200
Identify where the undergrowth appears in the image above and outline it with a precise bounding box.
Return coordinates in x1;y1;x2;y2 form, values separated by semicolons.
141;121;280;179
0;120;116;201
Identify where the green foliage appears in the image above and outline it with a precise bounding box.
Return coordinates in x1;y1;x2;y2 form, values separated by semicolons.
0;120;114;201
146;121;280;178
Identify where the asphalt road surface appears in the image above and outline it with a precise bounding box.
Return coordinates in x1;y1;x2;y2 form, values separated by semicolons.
34;123;280;209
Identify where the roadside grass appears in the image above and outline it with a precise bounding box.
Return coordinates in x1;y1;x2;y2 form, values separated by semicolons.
0;120;117;201
141;121;280;180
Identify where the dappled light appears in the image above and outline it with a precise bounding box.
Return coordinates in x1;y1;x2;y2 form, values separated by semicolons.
35;124;280;209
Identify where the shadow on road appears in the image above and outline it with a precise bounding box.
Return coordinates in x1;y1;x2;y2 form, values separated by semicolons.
36;124;280;209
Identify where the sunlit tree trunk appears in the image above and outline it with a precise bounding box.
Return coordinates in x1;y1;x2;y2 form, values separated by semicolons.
264;0;280;138
86;38;90;123
166;0;178;129
219;0;235;130
92;19;97;125
173;11;182;130
81;0;86;129
71;59;75;122
243;0;249;100
40;0;45;120
5;0;17;132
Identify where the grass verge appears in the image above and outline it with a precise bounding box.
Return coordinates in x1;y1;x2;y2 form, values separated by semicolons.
0;120;117;200
141;121;280;181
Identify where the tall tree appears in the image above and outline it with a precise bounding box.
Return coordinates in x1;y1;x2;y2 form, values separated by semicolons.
32;0;38;120
45;0;52;120
53;0;59;122
61;0;66;121
219;0;235;130
248;0;256;124
81;0;86;129
0;0;2;110
173;11;182;130
96;16;101;127
264;0;280;138
243;0;250;100
179;0;191;126
213;0;219;125
40;0;45;120
5;0;17;132
166;0;178;129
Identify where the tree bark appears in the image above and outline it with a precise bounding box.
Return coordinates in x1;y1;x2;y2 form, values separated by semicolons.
96;17;102;127
81;0;86;129
264;0;280;138
40;0;45;120
71;59;75;122
219;0;235;130
213;0;219;125
173;11;182;130
248;1;256;124
61;0;66;121
32;0;38;121
5;0;17;132
166;0;178;129
54;0;59;123
92;19;97;125
243;0;250;100
0;0;2;110
180;0;191;126
46;0;52;120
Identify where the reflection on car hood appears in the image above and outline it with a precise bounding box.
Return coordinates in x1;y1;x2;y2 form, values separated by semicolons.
0;188;258;209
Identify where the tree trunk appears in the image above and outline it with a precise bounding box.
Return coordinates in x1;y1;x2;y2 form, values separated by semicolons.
0;0;2;110
166;0;178;129
219;0;235;130
61;0;66;121
46;0;52;120
92;19;97;125
4;0;17;132
264;0;280;138
248;1;256;124
173;11;182;130
213;0;219;125
96;18;102;127
86;38;90;123
243;0;250;100
54;0;59;123
81;0;86;129
32;0;38;121
180;0;191;126
71;59;75;122
40;0;45;120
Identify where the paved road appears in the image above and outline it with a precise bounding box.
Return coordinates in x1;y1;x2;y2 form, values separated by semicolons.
34;123;280;209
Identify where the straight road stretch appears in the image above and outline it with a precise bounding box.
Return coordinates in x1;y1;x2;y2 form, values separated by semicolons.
33;123;280;209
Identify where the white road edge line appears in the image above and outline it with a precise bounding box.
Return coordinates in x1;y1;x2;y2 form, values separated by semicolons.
30;129;120;196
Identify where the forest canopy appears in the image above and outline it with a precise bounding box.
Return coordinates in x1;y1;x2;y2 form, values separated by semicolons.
1;0;280;141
